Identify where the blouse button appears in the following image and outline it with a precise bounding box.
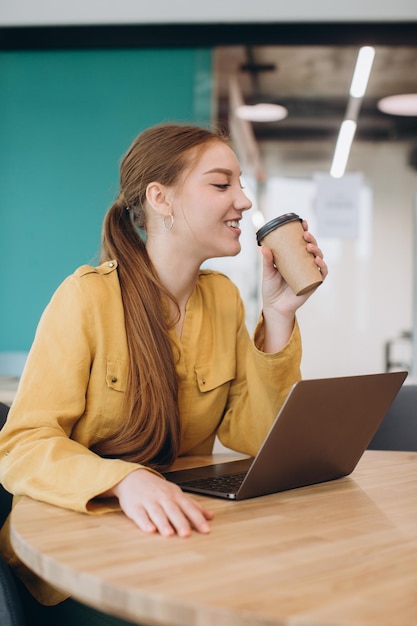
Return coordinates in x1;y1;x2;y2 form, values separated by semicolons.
109;262;115;268
111;376;117;383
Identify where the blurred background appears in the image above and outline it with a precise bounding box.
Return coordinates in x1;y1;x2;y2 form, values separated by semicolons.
212;43;417;379
1;1;417;389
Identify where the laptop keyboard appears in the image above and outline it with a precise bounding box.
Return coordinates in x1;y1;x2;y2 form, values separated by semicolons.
180;472;247;493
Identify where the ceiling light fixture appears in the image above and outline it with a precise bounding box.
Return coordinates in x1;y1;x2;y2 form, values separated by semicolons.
377;93;417;116
350;46;376;98
330;46;375;178
235;103;288;123
330;120;357;179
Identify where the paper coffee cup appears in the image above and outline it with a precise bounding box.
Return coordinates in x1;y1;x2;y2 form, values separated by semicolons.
256;213;323;296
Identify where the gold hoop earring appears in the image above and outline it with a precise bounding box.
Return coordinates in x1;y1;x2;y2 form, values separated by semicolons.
163;213;174;231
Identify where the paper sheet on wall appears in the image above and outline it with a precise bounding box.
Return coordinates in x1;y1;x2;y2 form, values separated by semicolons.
314;173;363;239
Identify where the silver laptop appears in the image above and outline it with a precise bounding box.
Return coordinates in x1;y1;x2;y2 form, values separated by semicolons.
163;371;408;500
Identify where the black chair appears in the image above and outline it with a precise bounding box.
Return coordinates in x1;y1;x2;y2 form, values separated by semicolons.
0;403;13;527
0;556;26;626
0;402;26;626
0;401;9;427
368;384;417;451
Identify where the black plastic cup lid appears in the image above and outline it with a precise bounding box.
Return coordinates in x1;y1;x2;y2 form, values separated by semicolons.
256;212;302;246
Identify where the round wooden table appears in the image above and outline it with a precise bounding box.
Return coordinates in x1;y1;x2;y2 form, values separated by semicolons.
10;450;417;626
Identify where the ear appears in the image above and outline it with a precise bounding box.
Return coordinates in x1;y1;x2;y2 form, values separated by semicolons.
145;182;172;216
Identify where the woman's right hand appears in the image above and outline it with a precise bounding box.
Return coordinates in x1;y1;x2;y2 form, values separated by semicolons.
109;469;214;538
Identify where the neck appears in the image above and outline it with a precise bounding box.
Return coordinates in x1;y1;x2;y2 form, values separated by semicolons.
146;238;201;335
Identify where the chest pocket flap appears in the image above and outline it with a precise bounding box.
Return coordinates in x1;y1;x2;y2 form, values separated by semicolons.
106;359;128;393
195;363;236;393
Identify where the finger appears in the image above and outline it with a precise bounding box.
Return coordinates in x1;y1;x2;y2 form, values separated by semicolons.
164;494;214;537
303;230;318;246
146;503;177;537
177;497;214;534
307;243;323;259
128;506;158;535
261;245;274;264
162;500;196;538
261;246;279;277
315;256;328;278
200;504;215;521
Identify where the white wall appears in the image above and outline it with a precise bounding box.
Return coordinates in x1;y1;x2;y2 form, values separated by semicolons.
211;133;417;382
261;140;417;380
1;0;417;26
212;137;417;454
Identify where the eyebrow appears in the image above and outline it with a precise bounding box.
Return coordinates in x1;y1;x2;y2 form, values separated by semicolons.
203;168;237;176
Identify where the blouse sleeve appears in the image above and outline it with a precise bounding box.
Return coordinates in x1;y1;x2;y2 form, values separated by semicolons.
0;271;144;515
216;299;302;456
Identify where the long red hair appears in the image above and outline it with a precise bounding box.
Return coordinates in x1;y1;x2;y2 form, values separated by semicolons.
93;124;229;470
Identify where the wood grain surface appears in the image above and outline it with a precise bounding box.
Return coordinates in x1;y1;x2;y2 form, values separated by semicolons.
10;451;417;626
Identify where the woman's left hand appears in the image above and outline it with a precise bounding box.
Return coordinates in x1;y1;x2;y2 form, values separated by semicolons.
260;221;327;353
261;220;327;316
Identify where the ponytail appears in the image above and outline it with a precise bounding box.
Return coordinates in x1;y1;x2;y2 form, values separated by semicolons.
92;197;180;470
92;123;229;469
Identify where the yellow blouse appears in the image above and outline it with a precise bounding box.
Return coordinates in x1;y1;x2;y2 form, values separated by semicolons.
0;260;301;604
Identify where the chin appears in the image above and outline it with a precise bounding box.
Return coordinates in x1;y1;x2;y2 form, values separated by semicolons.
226;242;242;255
210;241;242;259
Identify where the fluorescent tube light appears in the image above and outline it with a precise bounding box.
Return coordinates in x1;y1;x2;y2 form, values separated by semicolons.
330;120;357;178
350;46;375;98
329;47;374;178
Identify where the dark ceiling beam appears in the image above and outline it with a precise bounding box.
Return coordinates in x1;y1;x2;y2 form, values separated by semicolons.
251;124;417;142
0;21;417;50
226;96;350;117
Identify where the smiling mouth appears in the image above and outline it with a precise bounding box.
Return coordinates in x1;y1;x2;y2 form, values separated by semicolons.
225;220;240;229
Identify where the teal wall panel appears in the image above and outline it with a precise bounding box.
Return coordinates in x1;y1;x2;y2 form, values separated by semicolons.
0;48;212;357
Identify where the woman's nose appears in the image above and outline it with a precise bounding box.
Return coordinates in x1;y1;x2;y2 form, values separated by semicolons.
235;187;252;211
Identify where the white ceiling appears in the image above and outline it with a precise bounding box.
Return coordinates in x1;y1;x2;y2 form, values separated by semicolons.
2;0;417;25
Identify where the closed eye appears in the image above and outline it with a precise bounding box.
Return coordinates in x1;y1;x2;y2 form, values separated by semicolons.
212;184;230;190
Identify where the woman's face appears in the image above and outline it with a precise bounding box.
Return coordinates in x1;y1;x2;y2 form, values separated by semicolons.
171;141;252;261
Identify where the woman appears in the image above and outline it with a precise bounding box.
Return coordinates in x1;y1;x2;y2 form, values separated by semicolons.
0;123;327;621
